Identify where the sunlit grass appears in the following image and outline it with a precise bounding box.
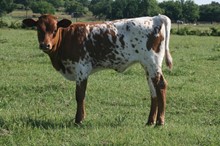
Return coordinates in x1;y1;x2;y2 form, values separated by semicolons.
0;28;220;145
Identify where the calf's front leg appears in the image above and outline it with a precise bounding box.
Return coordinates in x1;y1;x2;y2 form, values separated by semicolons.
75;79;87;124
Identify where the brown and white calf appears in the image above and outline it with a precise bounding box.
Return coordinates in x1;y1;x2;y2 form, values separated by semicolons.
23;14;172;125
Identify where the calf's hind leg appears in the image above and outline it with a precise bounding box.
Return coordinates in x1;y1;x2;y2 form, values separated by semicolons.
153;73;167;125
146;72;167;125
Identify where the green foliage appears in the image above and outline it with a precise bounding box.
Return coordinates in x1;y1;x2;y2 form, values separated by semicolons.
124;0;139;18
171;24;220;36
47;0;64;8
0;16;21;29
0;28;220;145
65;0;87;15
76;0;90;7
89;0;113;19
88;0;108;19
111;0;127;19
14;0;32;7
8;21;22;29
138;0;162;16
159;0;199;22
176;27;189;35
30;1;55;14
3;0;220;23
0;19;8;28
14;0;64;9
199;2;220;22
90;0;162;20
210;27;220;36
182;0;199;22
159;1;182;21
0;0;16;16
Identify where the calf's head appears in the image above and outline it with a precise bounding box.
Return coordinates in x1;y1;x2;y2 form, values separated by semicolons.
23;15;72;52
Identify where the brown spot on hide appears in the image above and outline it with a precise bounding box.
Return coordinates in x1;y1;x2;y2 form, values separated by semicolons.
147;26;164;53
47;23;89;72
58;23;87;61
151;74;167;90
49;55;66;72
85;27;117;62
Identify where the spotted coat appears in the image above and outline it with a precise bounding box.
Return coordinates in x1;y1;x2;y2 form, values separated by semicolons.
23;14;172;125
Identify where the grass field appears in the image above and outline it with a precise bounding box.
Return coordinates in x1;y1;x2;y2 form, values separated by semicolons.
0;27;220;145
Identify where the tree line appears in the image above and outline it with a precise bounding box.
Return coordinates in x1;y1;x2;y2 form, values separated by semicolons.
1;0;220;22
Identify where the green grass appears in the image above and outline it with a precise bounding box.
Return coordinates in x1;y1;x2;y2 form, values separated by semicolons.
0;28;220;145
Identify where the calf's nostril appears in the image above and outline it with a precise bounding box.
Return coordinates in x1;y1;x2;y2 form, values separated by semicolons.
39;43;51;50
46;44;50;49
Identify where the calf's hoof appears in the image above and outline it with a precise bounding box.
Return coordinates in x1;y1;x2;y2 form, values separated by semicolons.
146;121;156;126
156;120;165;126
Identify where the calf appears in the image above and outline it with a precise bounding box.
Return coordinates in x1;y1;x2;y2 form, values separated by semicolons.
23;14;172;125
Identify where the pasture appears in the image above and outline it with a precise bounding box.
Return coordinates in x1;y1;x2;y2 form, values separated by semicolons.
0;27;220;145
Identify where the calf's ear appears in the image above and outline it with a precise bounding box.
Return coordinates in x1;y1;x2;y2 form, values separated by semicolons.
57;19;72;28
22;19;37;27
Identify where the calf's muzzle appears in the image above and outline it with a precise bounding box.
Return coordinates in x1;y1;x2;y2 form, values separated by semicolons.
39;43;51;51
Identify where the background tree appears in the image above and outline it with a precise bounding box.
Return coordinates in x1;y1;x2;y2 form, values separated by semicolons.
65;0;87;16
138;0;162;16
0;0;16;16
3;0;220;23
182;0;199;22
30;1;55;14
14;0;33;17
123;0;139;18
111;0;127;19
89;0;113;19
89;0;101;18
90;0;162;20
14;0;32;8
76;0;90;7
159;0;199;22
159;1;182;21
47;0;64;9
199;2;220;22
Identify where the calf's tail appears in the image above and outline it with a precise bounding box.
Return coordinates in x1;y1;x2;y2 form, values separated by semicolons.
159;15;173;70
